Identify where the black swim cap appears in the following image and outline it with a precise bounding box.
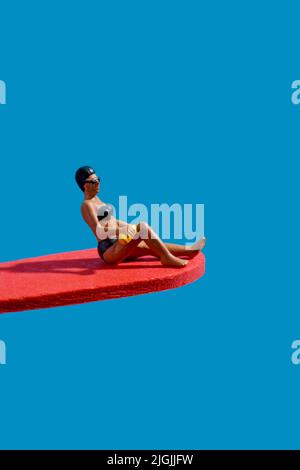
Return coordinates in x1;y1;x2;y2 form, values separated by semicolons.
75;166;96;191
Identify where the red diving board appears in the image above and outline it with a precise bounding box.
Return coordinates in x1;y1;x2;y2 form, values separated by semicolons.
0;248;205;314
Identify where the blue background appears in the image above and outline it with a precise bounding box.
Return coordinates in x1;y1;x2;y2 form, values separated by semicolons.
0;0;299;449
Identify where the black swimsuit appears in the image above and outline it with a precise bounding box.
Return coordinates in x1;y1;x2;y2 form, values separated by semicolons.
97;204;118;260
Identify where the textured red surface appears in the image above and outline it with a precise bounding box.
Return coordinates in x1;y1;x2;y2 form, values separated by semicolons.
0;248;205;314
